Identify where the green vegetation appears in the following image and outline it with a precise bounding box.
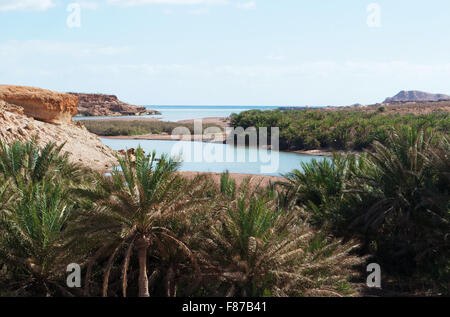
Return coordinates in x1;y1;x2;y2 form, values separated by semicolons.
0;125;448;296
0;139;365;297
230;109;450;151
279;128;450;292
81;119;222;136
0;140;88;296
198;180;363;297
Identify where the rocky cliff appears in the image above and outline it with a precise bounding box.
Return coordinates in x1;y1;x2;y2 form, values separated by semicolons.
0;85;78;124
70;93;159;117
384;90;450;103
0;86;117;171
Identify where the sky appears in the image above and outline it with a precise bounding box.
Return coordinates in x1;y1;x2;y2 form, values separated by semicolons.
1;0;450;106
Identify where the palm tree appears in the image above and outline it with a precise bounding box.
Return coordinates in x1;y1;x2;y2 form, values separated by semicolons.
0;139;85;186
81;148;208;297
0;180;77;296
197;173;364;297
0;140;90;296
356;127;450;274
278;154;365;231
0;176;15;213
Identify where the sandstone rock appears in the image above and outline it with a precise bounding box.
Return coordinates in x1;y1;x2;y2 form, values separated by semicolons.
0;100;117;171
69;93;160;117
0;85;78;124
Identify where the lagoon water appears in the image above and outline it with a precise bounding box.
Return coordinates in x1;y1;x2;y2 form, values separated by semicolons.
88;105;324;176
75;105;278;122
149;106;278;122
101;138;325;177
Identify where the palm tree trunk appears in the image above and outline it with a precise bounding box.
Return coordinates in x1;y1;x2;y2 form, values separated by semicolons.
136;237;150;297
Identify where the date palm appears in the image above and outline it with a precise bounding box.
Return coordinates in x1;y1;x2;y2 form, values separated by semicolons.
355;128;450;272
0;140;90;296
0;176;15;213
82;148;206;297
0;139;85;186
198;174;363;297
278;154;365;231
0;181;77;296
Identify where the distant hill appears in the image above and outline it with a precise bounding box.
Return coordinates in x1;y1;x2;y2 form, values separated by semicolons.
384;90;450;103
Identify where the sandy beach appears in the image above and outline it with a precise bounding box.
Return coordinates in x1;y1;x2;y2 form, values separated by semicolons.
179;171;283;187
102;132;226;142
293;149;334;157
177;116;231;128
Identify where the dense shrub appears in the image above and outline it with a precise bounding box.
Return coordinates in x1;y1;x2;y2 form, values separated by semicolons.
81;120;222;136
230;109;449;151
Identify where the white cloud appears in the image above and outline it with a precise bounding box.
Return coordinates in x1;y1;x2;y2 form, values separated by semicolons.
78;1;100;10
0;40;132;57
0;0;55;11
235;1;255;10
213;61;450;79
266;56;285;61
187;8;209;14
107;0;228;7
0;0;255;13
55;60;450;80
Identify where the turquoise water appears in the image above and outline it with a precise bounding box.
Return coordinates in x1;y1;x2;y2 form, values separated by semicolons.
75;105;278;122
101;138;325;177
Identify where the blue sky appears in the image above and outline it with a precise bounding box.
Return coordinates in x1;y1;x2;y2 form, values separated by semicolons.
1;0;450;106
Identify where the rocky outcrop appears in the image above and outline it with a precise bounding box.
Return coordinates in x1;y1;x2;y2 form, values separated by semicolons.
0;100;117;171
384;90;450;103
70;93;159;117
0;85;78;124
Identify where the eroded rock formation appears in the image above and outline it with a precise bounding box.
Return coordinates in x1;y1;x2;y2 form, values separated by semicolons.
70;93;159;117
0;85;78;124
0;94;117;171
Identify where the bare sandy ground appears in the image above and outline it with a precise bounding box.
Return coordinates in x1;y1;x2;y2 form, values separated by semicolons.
100;116;229;142
103;133;226;142
179;171;283;187
177;117;230;128
293;149;334;157
84;116;229;126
